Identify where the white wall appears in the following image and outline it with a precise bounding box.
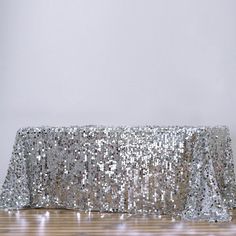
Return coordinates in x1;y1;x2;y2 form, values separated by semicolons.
0;0;236;186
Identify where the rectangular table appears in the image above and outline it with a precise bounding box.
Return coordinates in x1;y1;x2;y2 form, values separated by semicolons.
0;126;235;222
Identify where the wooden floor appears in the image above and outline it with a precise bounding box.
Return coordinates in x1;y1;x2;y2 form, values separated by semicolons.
1;209;236;236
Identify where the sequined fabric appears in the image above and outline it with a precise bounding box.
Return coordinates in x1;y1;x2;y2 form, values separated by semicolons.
0;126;235;222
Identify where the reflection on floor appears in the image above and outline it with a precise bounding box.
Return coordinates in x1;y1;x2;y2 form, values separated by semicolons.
0;209;236;236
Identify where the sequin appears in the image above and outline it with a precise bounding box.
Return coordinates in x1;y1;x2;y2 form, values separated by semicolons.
0;126;235;222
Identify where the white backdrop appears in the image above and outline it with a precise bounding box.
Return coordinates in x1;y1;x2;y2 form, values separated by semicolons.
1;0;236;186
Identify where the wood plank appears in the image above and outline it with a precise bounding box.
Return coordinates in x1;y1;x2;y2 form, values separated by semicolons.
0;209;236;236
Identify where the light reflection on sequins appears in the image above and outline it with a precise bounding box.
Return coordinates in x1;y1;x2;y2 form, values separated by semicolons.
0;126;235;222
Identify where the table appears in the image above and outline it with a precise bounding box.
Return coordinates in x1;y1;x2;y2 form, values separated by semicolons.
0;126;235;222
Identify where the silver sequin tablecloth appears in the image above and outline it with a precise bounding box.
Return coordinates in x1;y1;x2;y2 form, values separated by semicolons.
0;126;235;222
